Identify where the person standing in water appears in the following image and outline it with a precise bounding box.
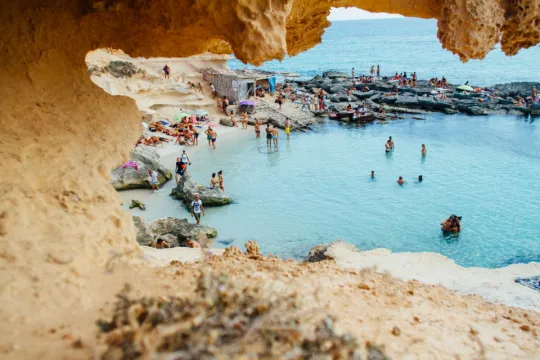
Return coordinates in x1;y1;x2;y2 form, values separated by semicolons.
242;111;249;129
210;173;220;189
370;170;375;179
254;118;261;138
285;118;291;140
149;170;159;192
218;170;225;191
190;194;204;225
370;65;375;77
265;123;272;147
205;126;212;147
397;176;405;185
388;136;394;149
272;126;279;148
385;140;392;153
377;65;380;78
417;175;423;183
421;144;427;155
180;150;191;166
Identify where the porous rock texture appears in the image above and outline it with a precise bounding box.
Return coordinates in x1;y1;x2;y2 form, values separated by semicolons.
0;0;538;338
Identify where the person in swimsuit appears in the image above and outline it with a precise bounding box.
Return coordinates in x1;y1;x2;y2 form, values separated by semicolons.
254;118;261;138
210;173;220;189
218;170;224;191
190;194;204;225
417;175;423;183
377;65;380;78
242;112;249;129
388;136;394;149
265;123;272;146
190;125;199;146
154;238;170;249
275;93;283;110
397;176;405;185
385;140;392;153
421;144;427;156
204;126;212;147
285;118;290;140
272;126;279;148
230;110;238;127
210;128;217;149
370;170;375;179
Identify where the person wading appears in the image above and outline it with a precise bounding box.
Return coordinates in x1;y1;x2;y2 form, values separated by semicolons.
190;194;205;225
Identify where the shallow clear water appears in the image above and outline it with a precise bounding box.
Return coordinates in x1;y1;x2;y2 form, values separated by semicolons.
163;114;540;269
229;18;540;86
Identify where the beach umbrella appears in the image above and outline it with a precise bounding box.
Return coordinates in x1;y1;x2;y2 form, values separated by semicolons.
457;85;474;92
194;109;208;116
174;112;191;121
239;100;255;106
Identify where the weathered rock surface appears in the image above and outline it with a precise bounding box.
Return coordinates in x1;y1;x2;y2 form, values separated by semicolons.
306;240;361;262
219;117;235;127
171;172;232;206
107;61;139;78
110;146;172;190
133;216;217;248
322;71;349;79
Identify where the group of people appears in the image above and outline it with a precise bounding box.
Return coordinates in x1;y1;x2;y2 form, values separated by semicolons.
428;76;449;89
209;170;225;191
373;137;427;185
216;96;231;114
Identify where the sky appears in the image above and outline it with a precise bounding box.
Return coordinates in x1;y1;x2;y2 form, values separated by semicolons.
328;7;403;21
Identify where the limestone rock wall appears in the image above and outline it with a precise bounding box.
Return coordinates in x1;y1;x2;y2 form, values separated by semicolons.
0;0;538;325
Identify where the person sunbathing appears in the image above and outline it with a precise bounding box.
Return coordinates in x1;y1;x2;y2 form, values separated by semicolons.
346;104;352;111
154;238;171;249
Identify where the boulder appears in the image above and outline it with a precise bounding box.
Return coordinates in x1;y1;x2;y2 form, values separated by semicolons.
110;145;172;190
395;95;419;107
352;90;375;99
133;216;217;248
418;97;453;111
219;117;235;127
107;61;138;78
328;85;345;94
378;96;397;104
306;239;360;262
170;172;232;206
494;82;540;98
398;87;418;95
322;71;349;79
330;95;340;103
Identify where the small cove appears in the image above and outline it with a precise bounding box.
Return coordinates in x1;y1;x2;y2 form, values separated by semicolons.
123;114;540;268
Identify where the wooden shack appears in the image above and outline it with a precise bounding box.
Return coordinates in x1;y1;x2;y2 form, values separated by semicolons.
202;68;276;102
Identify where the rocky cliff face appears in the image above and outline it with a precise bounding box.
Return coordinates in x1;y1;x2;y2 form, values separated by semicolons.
0;0;538;326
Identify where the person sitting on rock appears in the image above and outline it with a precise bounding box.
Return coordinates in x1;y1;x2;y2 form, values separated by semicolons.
210;173;219;189
346;103;352;112
184;239;201;248
154;238;170;249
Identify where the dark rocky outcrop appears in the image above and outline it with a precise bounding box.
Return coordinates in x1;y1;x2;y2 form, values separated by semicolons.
171;172;232;206
306;240;360;262
133;216;217;248
107;61;139;78
322;71;349;79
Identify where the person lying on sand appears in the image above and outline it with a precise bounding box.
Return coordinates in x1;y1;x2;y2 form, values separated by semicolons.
154;238;171;249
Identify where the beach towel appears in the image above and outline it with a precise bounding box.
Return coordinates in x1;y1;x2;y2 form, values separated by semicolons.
514;276;540;292
122;161;139;171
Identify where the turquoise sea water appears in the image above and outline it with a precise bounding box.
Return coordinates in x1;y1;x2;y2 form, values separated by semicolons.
166;114;540;269
229;18;540;86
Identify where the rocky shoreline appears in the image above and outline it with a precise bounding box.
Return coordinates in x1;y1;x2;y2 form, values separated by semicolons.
293;71;539;117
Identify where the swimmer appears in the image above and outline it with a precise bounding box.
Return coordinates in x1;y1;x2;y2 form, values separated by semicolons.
421;144;427;155
397;176;405;185
285;118;290;140
417;175;423;183
385;140;392;153
370;170;375;178
388;136;394;149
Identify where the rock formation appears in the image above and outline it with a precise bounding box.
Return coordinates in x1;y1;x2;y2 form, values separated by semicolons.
171;172;233;206
0;0;538;336
110;145;172;190
133;216;218;248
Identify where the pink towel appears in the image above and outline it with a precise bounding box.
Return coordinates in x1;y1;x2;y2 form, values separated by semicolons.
122;161;139;171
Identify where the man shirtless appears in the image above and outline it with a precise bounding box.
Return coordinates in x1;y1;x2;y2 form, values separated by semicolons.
254;118;261;138
154;238;170;249
265;123;272;146
230;110;238;127
242;112;249;129
272;126;279;148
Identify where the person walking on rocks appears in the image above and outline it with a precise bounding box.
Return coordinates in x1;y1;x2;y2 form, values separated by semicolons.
149;170;159;193
180;150;191;166
163;65;170;79
175;157;187;184
190;194;205;225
